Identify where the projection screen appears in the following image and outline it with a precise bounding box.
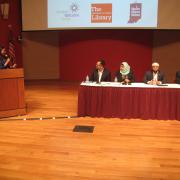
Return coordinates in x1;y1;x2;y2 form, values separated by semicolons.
21;0;161;30
21;0;180;30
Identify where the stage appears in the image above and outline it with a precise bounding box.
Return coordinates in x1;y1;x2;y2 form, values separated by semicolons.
9;80;79;120
0;80;180;179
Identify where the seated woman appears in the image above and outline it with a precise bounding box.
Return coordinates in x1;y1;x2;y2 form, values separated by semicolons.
115;62;135;84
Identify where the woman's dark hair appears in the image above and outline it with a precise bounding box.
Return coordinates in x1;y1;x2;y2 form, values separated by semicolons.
0;46;5;53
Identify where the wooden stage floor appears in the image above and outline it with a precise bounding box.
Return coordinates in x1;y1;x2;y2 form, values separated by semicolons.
0;80;180;179
23;80;79;119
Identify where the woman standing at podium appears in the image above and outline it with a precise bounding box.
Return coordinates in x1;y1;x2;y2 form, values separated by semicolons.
115;62;135;84
0;46;11;69
0;46;16;69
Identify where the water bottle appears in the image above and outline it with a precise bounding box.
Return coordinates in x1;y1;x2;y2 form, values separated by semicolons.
85;75;89;82
114;76;118;82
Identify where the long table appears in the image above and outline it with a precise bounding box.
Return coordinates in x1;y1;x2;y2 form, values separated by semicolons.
78;82;180;120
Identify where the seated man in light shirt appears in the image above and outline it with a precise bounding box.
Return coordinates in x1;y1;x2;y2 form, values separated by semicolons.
143;62;166;85
89;59;111;83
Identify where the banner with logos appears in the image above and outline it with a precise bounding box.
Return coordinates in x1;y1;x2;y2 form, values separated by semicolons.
48;0;158;28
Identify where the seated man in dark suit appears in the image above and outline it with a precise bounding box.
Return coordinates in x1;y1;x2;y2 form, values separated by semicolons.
144;62;166;85
115;61;135;84
89;59;111;82
175;71;180;84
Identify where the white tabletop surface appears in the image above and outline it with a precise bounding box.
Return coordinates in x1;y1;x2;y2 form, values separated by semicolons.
81;82;180;89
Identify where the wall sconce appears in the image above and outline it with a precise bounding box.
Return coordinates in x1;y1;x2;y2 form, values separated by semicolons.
0;2;10;20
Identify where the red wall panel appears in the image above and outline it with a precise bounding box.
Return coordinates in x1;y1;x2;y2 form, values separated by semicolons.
0;0;22;67
59;30;153;82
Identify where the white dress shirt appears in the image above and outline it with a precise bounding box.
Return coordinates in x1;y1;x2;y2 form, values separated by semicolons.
153;72;158;81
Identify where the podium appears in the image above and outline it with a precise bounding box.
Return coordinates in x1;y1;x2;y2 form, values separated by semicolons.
0;69;26;118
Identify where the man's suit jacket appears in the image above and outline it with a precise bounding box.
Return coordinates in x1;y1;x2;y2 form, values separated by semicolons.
144;70;166;84
176;71;180;84
89;68;111;82
115;69;135;82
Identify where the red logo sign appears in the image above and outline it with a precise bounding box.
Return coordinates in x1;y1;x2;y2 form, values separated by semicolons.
91;4;112;23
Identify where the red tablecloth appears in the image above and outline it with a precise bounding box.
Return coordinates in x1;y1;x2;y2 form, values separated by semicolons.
78;86;180;120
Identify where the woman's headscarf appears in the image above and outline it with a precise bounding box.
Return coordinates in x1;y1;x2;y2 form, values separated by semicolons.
120;62;130;75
